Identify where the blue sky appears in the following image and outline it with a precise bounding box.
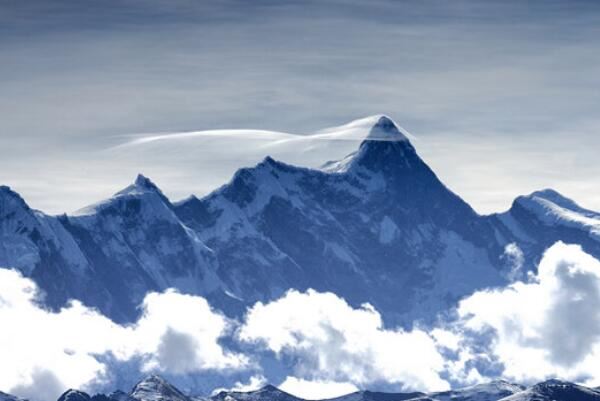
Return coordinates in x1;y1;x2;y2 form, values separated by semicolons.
1;0;600;214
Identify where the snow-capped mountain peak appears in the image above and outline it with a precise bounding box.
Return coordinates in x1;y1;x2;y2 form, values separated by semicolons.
511;188;600;241
114;174;167;199
130;375;190;401
56;390;91;401
518;189;588;212
211;384;301;401
366;115;409;142
73;174;171;217
344;116;420;175
417;380;525;401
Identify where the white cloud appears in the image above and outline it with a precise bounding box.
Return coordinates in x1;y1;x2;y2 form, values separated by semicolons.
278;377;358;400
211;375;267;395
238;242;600;393
502;242;525;282
455;241;600;385
130;290;248;373
239;289;450;393
0;269;248;401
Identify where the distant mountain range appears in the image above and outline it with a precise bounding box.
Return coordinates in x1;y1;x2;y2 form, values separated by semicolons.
1;115;600;324
3;375;599;401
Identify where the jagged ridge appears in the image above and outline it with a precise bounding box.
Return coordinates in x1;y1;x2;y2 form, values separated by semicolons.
1;116;599;324
8;375;599;401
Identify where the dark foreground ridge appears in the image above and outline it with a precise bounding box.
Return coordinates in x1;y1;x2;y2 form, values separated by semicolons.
3;375;599;401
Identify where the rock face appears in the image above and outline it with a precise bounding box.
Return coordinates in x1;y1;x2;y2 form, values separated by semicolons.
1;115;600;324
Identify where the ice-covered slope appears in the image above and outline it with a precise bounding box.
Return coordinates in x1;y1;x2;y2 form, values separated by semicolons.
1;116;600;323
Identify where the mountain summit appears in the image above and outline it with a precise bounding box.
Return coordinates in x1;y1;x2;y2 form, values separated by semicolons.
365;115;409;141
130;375;190;401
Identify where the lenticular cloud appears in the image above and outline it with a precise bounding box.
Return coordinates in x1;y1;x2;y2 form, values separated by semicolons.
0;269;247;401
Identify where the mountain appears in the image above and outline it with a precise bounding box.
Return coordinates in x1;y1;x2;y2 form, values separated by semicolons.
62;174;222;321
129;375;192;401
56;391;91;401
172;115;506;323
1;115;600;323
498;380;600;401
211;385;302;401
420;381;525;401
327;390;424;401
491;189;600;272
20;377;600;401
0;392;27;401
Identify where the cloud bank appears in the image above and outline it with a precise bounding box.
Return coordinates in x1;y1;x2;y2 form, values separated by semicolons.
239;290;449;393
0;271;247;401
3;241;600;400
456;241;600;385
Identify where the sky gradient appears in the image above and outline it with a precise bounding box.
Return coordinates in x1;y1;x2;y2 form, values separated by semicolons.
1;0;600;214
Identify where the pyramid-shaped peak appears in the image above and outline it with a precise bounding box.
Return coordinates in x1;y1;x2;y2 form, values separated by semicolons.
131;374;189;401
257;384;282;393
366;115;409;142
113;174;165;198
372;115;398;131
134;174;160;191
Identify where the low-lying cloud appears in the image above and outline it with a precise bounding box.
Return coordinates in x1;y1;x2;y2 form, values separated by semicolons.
0;271;247;401
239;290;450;392
3;241;600;401
238;242;600;394
456;241;600;385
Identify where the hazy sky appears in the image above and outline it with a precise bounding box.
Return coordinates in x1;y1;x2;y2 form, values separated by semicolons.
1;0;600;214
